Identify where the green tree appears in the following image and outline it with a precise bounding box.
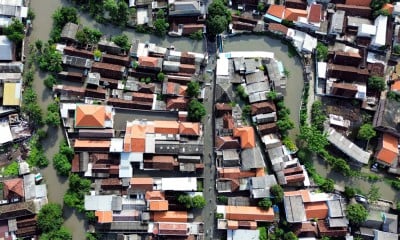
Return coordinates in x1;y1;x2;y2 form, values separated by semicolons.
35;40;43;52
284;232;298;240
94;49;102;59
188;99;206;122
28;8;36;20
242;105;251;117
316;42;328;61
320;178;335;192
236;85;248;100
358;123;376;149
206;15;228;36
394;45;400;55
368;76;386;91
192;195;206;208
258;198;272;210
257;2;265;11
4;19;25;43
189;30;203;40
270;185;284;203
367;185;380;203
311;100;326;130
112;34;130;52
344;186;356;199
37;203;64;233
346;203;368;225
217;195;228;204
53;153;71;176
40;226;72;240
115;0;129;26
4;162;19;176
52;7;78;27
38;44;63;73
60;141;74;160
157;72;165;81
267;91;277;101
259;227;267;240
26;145;48;168
370;0;389;10
277;117;295;136
298;125;328;153
64;174;91;212
154;18;169;37
178;194;192;208
187;81;200;98
44;75;57;89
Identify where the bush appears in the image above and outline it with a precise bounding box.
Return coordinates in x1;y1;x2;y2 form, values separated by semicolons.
368;76;386;92
38;203;64;233
44;75;57;89
217;195;228;204
316;42;328;61
236;85;248;100
4;19;25;43
178;194;192;208
157;72;165;82
53;153;71;176
347;203;368;225
189;30;203;40
258;198;272;210
188;99;206;121
4;162;19;177
270;185;284;203
64;174;91;212
112;34;130;52
192;195;206;208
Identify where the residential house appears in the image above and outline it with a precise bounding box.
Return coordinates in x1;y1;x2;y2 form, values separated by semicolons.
74;104;114;129
375;133;398;166
249;175;277;199
60;22;80;43
284;0;307;9
251;101;276;116
166;97;188;110
2;82;21;106
91;62;126;79
98;40;122;55
3;178;24;202
329;10;345;36
327;127;371;165
102;54;131;67
74;140;111;152
264;5;308;23
233;127;256;149
138;56;162;72
336;4;371;18
373;98;400;137
268;23;289;36
327;63;369;82
371;15;388;48
63;46;94;59
0;36;12;62
62;55;92;69
218;205;275;222
295;3;324;31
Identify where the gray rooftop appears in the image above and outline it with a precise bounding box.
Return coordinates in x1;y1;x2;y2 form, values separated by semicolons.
0;36;12;61
330;10;345;34
327;199;345;218
373;230;398;240
327;128;370;164
23;174;35;201
328;217;349;227
347;16;372;28
62;55;92;68
382;212;398;233
246;81;270;95
284;195;306;223
241;147;266;170
223;149;240;161
250;175;277;189
169;1;201;16
246;71;266;85
61;22;79;41
251;189;270;199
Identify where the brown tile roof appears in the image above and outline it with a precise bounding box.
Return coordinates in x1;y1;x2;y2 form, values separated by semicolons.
154;121;180;134
233;127;256;149
149;200;169;211
268;23;289;35
284;8;308;21
215;136;241;150
317;220;348;237
345;0;371;7
305;202;329;219
336;4;371;18
75;105;106;128
153;211;188;222
179;122;200;136
166;97;189;110
251;101;276;115
130;178;154;191
92;62;125;72
145;191;165;200
101;178;121;186
225;206;274;222
376;133;399;165
139;56;160;68
308;4;322;23
3;178;24;199
95;211;113;223
267;5;285;18
218;168;257;178
154;222;189;236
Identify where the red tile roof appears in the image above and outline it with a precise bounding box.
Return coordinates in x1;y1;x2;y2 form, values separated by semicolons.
376;133;399;165
305;202;329;219
145;191;165;200
268;23;289;35
139;56;160;68
154;121;180;134
233;127;256;149
225;206;274;222
153;211;188;222
149;200;169;211
179;122;200;136
95;211;113;223
267;5;285;18
308;4;322;23
75;105;106;128
284;8;308;21
3;178;24;199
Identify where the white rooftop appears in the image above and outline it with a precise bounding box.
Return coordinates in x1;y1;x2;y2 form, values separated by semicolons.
0;120;12;144
228;229;259;240
221;51;274;59
372;15;387;47
136;8;149;25
216;57;229;76
317;62;327;79
84;195;114;211
161;177;197;191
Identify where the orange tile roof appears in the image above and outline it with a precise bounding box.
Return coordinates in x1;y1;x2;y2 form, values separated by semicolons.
345;0;371;7
305;202;329;220
124;122;155;152
284;8;308;21
382;3;394;14
130;177;154;185
74;140;110;148
227;220;239;229
225;206;274;222
149;200;169;211
218;168;257;178
233;127;256;149
3;178;24;198
95;211;113;223
376;133;399;165
179;122;200;136
153;211;188;222
75;105;106;128
267;5;285;18
139;56;160;68
154;121;180;134
284;189;311;202
256;168;265;177
145;191;165;200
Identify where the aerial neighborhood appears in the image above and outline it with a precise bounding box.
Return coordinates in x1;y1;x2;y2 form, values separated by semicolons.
0;0;400;239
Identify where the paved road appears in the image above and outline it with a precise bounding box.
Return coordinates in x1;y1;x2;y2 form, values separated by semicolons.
200;53;220;239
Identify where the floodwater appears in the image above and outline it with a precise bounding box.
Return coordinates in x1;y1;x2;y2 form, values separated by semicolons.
223;35;303;138
28;1;398;239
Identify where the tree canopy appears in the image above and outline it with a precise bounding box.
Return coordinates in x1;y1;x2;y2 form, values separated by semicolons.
367;185;380;203
368;76;386;92
270;185;284;203
298;125;328;153
4;19;25;43
284;232;298;240
188;99;206;122
76;27;102;45
358;123;376;141
187;81;200;98
154;9;169;37
258;198;272;210
192;195;206;208
112;34;130;52
37;203;64;233
40;226;72;240
347;203;368;225
311;100;326;131
206;0;231;36
316;42;328;61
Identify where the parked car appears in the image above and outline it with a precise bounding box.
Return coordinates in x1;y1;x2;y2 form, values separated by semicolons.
35;173;43;183
355;194;368;204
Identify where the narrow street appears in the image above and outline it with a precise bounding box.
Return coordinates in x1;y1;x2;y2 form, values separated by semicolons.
200;53;219;239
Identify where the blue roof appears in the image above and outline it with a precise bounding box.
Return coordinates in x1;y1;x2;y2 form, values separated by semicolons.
264;14;282;23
